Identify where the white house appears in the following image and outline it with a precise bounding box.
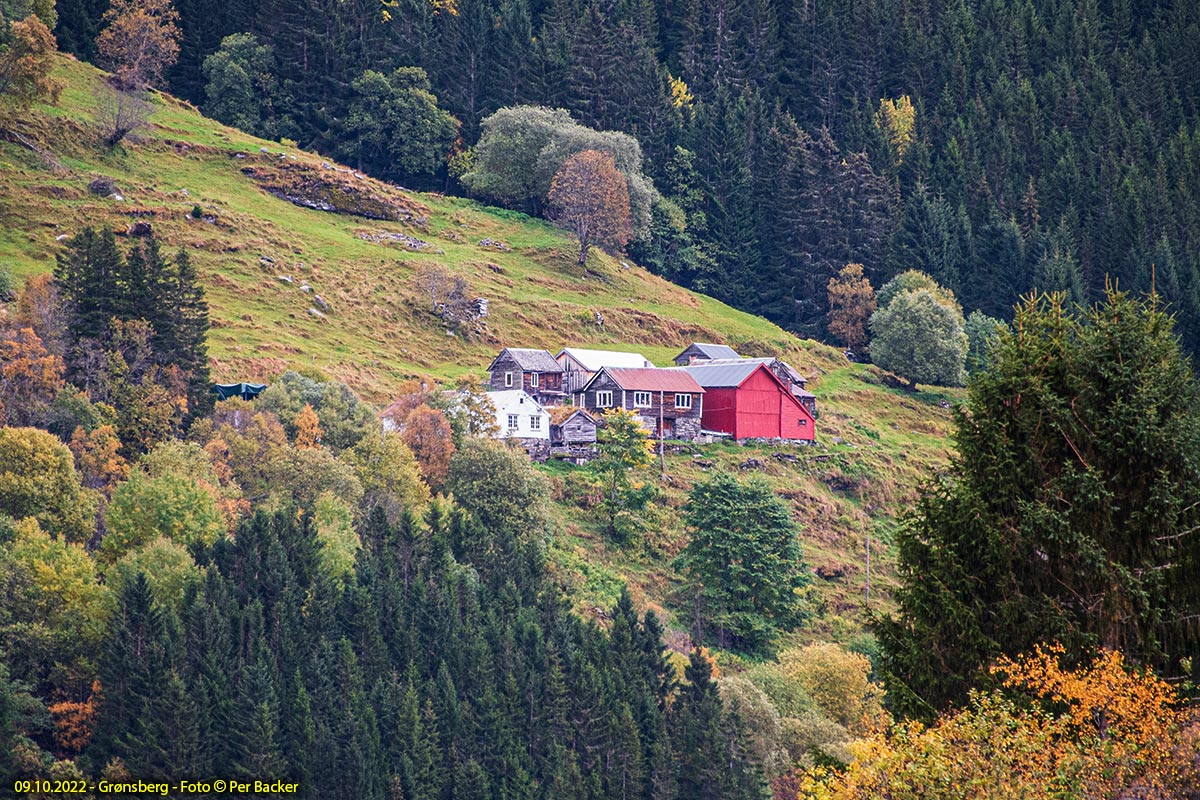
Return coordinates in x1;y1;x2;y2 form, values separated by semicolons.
486;390;551;440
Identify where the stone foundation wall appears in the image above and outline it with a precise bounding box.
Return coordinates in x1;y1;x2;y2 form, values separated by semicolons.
674;417;703;441
515;438;552;462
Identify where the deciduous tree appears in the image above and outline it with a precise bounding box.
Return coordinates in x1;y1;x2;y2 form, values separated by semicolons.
825;264;875;351
0;12;61;111
589;408;652;541
400;405;455;492
96;0;181;90
102;469;224;563
445;437;548;540
547;149;632;265
0;426;97;542
869;274;966;389
0;326;64;427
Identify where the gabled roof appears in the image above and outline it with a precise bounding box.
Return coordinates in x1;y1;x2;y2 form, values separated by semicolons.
488;347;562;373
678;342;740;360
486;389;550;413
556;347;652;371
584;367;704;394
553;408;602;426
682;363;815;416
680;360;765;387
698;357;810;389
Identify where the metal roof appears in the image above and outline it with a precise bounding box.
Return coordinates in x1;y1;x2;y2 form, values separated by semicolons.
490;347;563;372
680;342;741;360
698;357;808;386
680;361;764;387
598;367;705;393
556;347;652;371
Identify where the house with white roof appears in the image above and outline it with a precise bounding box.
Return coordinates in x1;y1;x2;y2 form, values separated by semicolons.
555;347;654;394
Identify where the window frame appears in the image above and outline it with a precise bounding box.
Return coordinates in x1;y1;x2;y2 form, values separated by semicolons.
507;414;519;430
530;372;539;387
675;393;693;409
633;391;653;408
596;390;614;407
529;415;541;431
504;371;513;387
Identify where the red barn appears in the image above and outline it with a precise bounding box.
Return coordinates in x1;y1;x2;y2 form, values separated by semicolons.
682;361;815;441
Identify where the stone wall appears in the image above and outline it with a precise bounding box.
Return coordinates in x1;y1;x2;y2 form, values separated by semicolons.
674;417;703;441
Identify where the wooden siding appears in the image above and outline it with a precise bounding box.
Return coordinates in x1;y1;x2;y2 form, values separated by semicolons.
698;367;815;440
578;373;702;428
488;353;565;400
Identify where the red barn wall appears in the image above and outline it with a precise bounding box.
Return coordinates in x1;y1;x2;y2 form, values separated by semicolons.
697;367;816;440
700;387;738;434
733;369;788;438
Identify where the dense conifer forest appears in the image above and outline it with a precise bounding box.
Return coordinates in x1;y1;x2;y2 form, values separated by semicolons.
50;0;1200;350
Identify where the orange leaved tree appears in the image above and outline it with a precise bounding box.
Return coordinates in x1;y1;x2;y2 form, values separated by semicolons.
547;149;632;266
96;0;181;90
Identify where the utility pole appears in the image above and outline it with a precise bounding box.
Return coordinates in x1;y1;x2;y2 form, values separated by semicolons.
659;390;665;474
865;533;871;606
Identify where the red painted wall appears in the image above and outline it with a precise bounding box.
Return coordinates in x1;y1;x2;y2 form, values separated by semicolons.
698;366;815;440
701;387;738;434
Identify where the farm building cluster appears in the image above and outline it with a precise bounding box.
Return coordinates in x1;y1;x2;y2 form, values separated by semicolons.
475;343;817;459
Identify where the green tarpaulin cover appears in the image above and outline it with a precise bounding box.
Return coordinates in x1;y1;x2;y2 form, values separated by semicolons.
212;382;268;400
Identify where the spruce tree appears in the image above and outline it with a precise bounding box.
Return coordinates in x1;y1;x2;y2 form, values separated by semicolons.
880;289;1200;717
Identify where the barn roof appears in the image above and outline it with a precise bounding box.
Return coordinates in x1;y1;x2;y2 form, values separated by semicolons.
696;357;810;390
680;360;764;387
556;347;652;371
679;342;741;360
489;348;563;372
591;367;704;393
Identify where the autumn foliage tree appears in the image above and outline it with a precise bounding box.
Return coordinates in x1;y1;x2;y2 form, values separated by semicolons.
294;403;322;448
95;0;180;90
400;405;456;491
826;264;876;351
0;326;64;427
0;12;61;112
799;646;1199;800
547;149;633;266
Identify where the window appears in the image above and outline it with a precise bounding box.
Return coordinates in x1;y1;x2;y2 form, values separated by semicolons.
504;371;513;387
633;391;652;407
596;390;613;407
675;393;692;409
507;414;519;430
530;372;539;387
799;419;807;427
530;415;541;431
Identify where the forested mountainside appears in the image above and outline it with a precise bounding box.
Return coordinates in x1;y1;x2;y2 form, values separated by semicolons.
4;0;1200;796
51;0;1200;350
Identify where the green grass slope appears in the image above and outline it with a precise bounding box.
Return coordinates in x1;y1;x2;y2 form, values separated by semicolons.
0;56;959;645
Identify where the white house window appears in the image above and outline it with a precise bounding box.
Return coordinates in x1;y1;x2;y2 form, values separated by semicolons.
530;415;541;431
530;372;539;387
507;414;519;430
596;390;613;407
633;391;652;407
675;393;692;409
504;371;513;387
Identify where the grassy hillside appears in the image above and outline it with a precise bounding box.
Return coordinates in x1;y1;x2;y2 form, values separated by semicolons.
0;56;959;648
